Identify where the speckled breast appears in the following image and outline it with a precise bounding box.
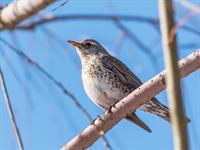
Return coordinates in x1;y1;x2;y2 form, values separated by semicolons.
81;59;133;109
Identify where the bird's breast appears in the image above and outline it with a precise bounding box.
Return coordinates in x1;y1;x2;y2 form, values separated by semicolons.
81;62;130;109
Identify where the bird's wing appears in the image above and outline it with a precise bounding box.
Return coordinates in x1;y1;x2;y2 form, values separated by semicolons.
101;55;142;89
101;55;174;123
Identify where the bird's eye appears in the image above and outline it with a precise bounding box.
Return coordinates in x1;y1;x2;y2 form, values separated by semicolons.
85;42;91;47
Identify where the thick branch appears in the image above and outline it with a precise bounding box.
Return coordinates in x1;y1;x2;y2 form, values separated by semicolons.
0;0;56;30
61;50;200;150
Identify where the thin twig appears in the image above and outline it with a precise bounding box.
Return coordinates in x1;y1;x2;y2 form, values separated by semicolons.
178;0;200;13
113;31;126;56
113;20;159;71
52;0;70;11
0;36;92;118
0;67;24;150
41;27;80;69
15;14;159;30
169;11;196;42
182;25;200;36
0;37;92;120
13;14;200;39
0;37;113;150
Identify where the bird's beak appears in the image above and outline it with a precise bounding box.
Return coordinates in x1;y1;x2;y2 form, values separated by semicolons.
67;40;82;48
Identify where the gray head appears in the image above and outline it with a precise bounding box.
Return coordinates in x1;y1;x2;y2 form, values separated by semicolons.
68;39;109;61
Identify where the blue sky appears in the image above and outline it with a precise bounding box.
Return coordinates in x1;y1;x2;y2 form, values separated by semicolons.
0;0;200;150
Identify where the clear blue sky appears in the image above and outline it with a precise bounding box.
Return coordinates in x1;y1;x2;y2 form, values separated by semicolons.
0;0;200;150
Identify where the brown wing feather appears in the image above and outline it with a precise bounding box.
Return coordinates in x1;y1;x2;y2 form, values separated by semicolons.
101;55;190;124
101;55;142;89
101;55;171;121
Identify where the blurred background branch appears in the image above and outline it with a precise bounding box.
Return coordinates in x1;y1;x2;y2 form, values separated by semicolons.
0;0;56;30
0;67;24;150
159;1;189;150
14;14;159;30
178;0;200;13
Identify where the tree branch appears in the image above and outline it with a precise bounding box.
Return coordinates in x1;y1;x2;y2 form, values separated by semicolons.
113;20;159;71
0;0;56;30
0;67;24;150
14;14;159;30
12;13;200;40
159;1;189;150
61;49;200;150
178;0;200;13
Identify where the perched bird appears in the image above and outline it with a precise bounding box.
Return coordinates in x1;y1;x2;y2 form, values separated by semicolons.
68;39;189;132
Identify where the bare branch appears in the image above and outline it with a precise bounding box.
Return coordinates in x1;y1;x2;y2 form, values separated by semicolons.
0;67;24;150
0;37;92;120
114;20;159;71
13;13;200;40
178;0;200;13
159;1;189;150
61;49;200;150
41;27;80;69
169;11;196;42
182;25;200;36
14;14;159;30
0;0;56;30
52;0;70;11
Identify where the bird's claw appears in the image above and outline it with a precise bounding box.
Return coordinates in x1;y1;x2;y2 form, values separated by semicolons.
90;119;96;125
106;103;117;114
90;115;104;125
106;106;112;114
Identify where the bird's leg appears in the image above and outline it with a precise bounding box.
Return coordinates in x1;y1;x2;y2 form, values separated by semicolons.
112;102;118;109
90;115;103;125
106;106;112;114
90;119;96;125
106;102;118;114
97;115;104;122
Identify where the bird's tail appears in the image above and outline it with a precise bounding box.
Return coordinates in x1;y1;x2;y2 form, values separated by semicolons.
139;97;190;123
126;113;152;133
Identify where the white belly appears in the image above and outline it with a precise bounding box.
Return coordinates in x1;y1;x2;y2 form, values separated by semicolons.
82;71;126;109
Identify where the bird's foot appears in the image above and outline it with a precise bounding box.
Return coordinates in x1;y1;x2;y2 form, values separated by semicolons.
90;119;96;125
90;115;103;125
106;106;112;114
97;115;104;122
105;103;117;114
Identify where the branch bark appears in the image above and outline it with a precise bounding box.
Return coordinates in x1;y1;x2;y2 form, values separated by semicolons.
0;0;56;30
159;1;189;150
61;49;200;150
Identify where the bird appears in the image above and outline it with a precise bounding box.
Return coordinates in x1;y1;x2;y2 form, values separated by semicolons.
68;39;190;132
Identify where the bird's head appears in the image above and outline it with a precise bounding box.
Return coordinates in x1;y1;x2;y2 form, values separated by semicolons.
68;39;109;61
